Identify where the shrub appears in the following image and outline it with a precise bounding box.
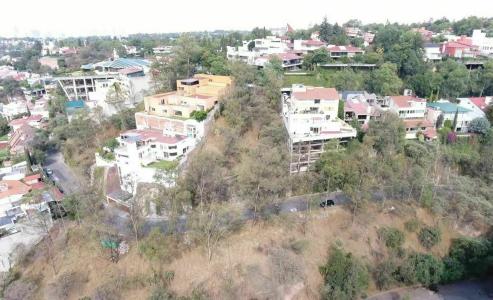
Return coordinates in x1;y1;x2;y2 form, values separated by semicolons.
3;279;38;300
441;237;493;283
374;259;399;290
399;252;444;286
404;219;420;232
378;227;405;250
190;110;208;122
418;227;441;249
319;245;369;300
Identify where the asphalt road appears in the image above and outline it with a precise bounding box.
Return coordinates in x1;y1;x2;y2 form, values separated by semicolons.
43;150;80;194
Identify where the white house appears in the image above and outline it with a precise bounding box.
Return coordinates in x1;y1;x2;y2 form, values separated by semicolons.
427;100;480;133
388;95;436;139
0;101;28;120
282;84;356;173
472;29;493;55
114;129;195;194
227;36;289;65
423;43;442;61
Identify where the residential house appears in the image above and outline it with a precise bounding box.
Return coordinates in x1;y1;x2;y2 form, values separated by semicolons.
343;93;378;126
387;95;436;139
327;45;364;58
427;100;480;133
471;29;493;55
153;46;173;55
441;36;479;58
38;56;59;70
292;39;327;54
413;27;434;41
227;36;289;65
0;180;31;220
423;43;443;61
9;125;36;155
458;97;492;112
254;53;303;70
9;115;44;131
345;27;361;38
114;129;194;193
282;84;357;173
0;101;28;121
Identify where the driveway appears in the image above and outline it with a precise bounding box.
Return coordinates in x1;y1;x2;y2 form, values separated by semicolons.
43;150;80;195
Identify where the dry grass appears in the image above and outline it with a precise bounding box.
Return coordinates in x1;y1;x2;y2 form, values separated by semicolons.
14;203;472;300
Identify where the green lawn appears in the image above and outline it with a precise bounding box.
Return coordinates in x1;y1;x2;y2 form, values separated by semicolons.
146;160;178;171
0;135;8;141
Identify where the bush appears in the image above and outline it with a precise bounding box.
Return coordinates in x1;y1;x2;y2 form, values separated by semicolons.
3;279;38;300
404;220;420;232
319;245;369;300
378;227;405;250
418;227;441;249
190;110;208;122
399;252;444;286
374;259;399;290
441;237;493;283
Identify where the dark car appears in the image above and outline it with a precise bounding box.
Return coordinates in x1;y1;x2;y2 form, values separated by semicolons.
320;199;335;208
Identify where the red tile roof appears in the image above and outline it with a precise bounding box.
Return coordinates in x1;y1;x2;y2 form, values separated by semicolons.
390;96;426;108
122;129;187;145
345;99;369;115
0;180;31;199
302;40;326;46
9;115;43;127
273;52;301;61
293;87;339;101
24;174;41;182
327;45;364;53
468;97;491;111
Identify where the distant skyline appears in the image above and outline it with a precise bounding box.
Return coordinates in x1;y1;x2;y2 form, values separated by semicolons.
1;0;492;38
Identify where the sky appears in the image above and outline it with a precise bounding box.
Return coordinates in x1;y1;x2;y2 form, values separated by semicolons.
1;0;492;37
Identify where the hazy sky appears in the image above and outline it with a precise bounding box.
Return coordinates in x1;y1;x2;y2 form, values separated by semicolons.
1;0;492;37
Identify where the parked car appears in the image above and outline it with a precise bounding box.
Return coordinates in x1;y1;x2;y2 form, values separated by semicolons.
45;168;53;176
320;199;335;208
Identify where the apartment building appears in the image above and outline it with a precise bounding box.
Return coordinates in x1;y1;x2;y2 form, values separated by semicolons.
136;74;232;138
387;95;436;139
282;84;357;173
292;39;327;54
115;74;232;193
327;45;365;58
254;53;303;70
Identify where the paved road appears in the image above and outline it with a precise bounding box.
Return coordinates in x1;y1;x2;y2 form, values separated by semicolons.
43;150;80;194
106;191;351;237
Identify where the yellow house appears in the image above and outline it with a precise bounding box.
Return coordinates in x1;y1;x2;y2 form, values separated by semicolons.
144;92;216;118
176;74;232;97
143;74;232;119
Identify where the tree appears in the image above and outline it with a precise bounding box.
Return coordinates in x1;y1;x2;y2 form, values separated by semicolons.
478;60;493;97
370;63;403;95
469;117;491;135
235;142;287;219
188;203;239;261
366;112;405;156
319;17;333;43
319;245;369;300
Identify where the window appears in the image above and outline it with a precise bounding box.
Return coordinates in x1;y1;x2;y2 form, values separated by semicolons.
170;152;177;157
151;144;156;148
314;99;320;104
175;111;182;116
169;145;177;150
